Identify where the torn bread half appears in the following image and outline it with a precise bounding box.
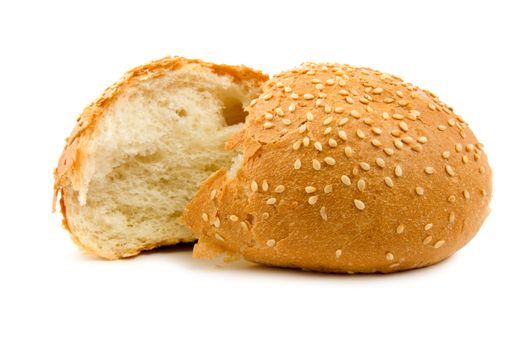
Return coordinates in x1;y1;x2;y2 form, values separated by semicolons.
53;57;268;259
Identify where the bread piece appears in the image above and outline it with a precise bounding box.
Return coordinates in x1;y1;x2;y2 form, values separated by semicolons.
181;63;492;273
53;57;268;259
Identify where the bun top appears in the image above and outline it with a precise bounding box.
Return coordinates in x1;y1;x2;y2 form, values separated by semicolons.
182;63;492;273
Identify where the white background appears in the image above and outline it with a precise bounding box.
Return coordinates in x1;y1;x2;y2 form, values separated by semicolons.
1;0;525;349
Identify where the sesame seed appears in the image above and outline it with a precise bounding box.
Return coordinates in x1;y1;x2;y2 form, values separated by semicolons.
394;139;404;149
409;110;421;118
448;195;456;203
263;93;273;100
463;190;471;200
264;113;273;120
288;103;296;112
438;125;447;131
328;138;338;147
323;105;332;114
455;143;462;152
341;175;351;186
275;185;285;193
396;90;404;98
306;112;314;121
311;78;321;84
262;180;269;192
249;99;257;107
345;97;354;104
363;117;373;125
338;130;348;140
402;136;414;144
263;122;274;129
384;177;394;187
479;166;486;174
266;239;276;247
442;151;451;159
399;121;409;131
294;159;302;170
449;212;456;223
338;89;350;96
316;99;323;107
201;213;209;222
423;235;433;245
303;137;310;147
398;99;408;106
392;113;404;120
284;86;292;93
210;189;217;199
428;103;437;111
323;116;333;125
462;155;469;164
275;108;284;116
434;240;446;248
282;118;292;126
417;136;428;144
312;159;321;170
371;139;382;147
445;165;455;176
338;117;349;125
326;79;335;85
416;187;425;196
324;127;332;135
357;179;366;192
313;141;322;152
344;146;353;158
335;249;342;258
372;127;382;135
250;181;258;192
304;93;315;100
375;157;385;168
372;87;383;94
448;118;456;126
382;112;390;119
324;185;333;193
240;222;249;231
383;98;394;103
305;186;317;193
396;224;405;234
395;165;403;177
356;129;365;139
324;157;336;166
266;197;277;205
424;166;435;174
354;199;365;210
360;162;371;171
320;206;328;221
350;109;361;118
214;233;224;241
359;97;369;104
425;223;433;231
292;140;302;150
229;215;239;222
315;83;324;90
308;196;319;205
299;124;307;133
384;148;394;156
386;252;395;261
212;217;221;228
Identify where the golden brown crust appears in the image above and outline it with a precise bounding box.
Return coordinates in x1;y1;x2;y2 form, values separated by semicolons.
182;63;492;273
53;56;268;258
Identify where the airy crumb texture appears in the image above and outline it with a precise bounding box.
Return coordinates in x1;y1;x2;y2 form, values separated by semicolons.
181;63;492;273
54;57;267;259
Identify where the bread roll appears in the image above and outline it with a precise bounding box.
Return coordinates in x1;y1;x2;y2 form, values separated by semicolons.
53;57;268;259
182;63;492;273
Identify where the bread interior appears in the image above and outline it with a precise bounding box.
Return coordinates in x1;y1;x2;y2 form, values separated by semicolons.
63;65;257;257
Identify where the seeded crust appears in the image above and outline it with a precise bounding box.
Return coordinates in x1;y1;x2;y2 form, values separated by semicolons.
53;56;268;258
181;63;492;273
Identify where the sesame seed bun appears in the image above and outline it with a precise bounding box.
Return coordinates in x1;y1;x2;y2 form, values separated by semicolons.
181;63;492;273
